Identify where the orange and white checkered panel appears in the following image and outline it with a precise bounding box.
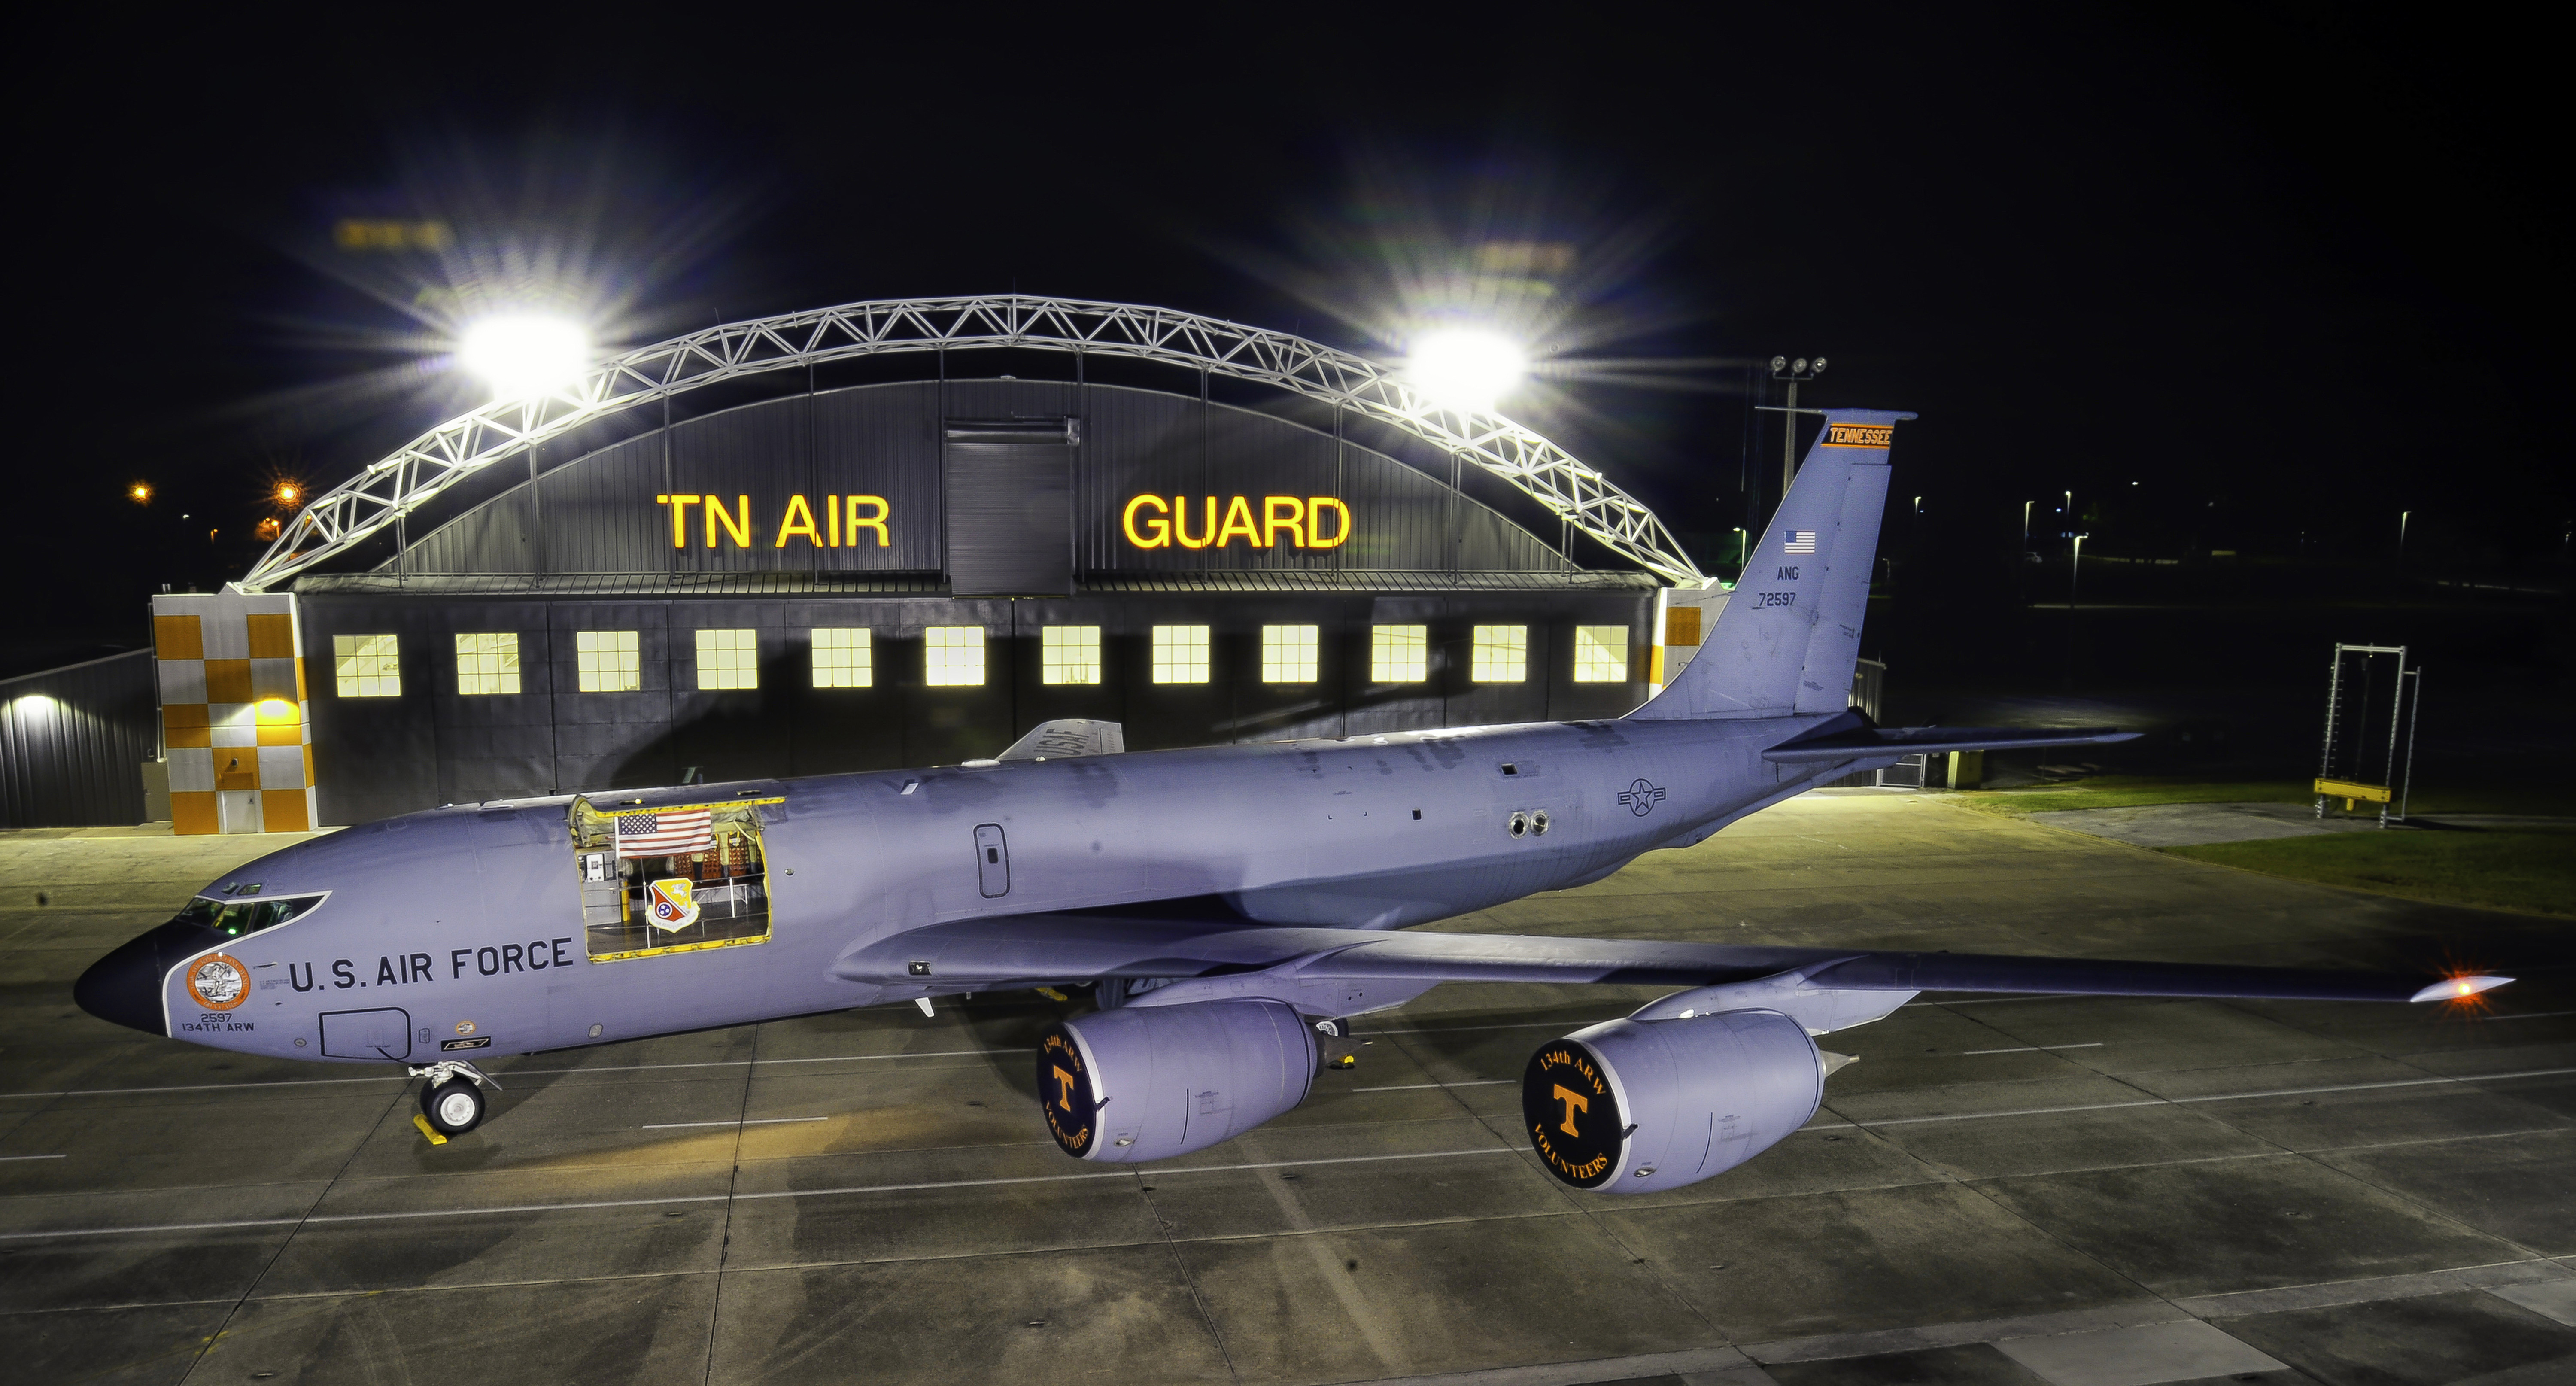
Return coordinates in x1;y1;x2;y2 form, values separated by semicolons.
152;591;314;834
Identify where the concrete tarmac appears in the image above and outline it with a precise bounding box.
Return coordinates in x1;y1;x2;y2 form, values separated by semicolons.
3;792;2570;1385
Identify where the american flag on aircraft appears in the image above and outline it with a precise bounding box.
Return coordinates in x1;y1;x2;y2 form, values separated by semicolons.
1783;530;1817;553
616;808;714;857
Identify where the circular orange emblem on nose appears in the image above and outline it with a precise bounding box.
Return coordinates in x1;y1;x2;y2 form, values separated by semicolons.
185;953;250;1011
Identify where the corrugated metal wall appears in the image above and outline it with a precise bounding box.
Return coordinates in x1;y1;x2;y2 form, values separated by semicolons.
0;650;157;828
389;380;1573;580
298;588;1654;822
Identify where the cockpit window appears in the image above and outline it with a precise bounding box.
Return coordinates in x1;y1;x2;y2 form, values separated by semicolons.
175;893;326;939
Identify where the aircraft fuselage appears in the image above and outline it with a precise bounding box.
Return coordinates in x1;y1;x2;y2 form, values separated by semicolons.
115;711;1866;1065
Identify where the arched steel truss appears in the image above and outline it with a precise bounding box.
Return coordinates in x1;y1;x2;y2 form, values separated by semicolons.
240;295;1705;591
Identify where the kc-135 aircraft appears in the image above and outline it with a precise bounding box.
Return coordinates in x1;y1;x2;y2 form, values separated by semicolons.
78;409;2509;1192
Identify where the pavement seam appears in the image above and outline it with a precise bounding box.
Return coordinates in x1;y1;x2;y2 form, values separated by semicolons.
167;1074;418;1385
1136;1170;1246;1383
1373;1021;1736;1346
1822;1001;2201;1360
698;1016;763;1386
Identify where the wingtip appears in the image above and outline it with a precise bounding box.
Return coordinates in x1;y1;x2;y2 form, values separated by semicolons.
2410;975;2514;1003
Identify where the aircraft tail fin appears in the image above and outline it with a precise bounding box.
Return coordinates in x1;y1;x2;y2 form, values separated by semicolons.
1631;409;1913;720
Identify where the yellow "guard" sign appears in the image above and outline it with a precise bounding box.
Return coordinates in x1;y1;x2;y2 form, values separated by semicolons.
1123;495;1350;550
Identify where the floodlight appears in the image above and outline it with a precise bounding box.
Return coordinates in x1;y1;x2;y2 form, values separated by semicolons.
1811;357;1827;374
1770;355;1787;371
1407;328;1527;413
1792;358;1807;374
459;314;591;399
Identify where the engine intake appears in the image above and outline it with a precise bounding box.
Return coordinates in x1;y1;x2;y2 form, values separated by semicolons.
1522;1008;1822;1194
1037;1000;1317;1162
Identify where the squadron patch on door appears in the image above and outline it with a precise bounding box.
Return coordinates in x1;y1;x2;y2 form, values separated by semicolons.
647;878;701;931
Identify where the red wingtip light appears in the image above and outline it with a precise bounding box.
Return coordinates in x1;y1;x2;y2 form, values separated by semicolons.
2409;975;2512;1004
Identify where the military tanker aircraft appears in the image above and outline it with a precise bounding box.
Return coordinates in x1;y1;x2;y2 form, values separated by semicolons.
76;410;2509;1194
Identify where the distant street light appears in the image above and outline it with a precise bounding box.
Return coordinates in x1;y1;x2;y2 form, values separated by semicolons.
2398;510;2411;561
128;483;152;505
2068;532;2090;690
2022;499;2033;554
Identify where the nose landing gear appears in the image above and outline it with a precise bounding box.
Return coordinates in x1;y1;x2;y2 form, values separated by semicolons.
408;1060;501;1143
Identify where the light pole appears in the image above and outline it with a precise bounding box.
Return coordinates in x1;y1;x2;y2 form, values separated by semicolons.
2068;532;2090;689
1768;355;1828;498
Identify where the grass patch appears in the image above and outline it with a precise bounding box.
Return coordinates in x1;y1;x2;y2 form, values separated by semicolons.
2163;828;2576;917
1952;777;2310;816
1953;775;2572;818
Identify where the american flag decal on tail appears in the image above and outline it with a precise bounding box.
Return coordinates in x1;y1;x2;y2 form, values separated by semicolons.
617;808;714;857
1783;531;1817;554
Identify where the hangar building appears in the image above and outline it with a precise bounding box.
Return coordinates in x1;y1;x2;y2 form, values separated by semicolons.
14;298;1724;831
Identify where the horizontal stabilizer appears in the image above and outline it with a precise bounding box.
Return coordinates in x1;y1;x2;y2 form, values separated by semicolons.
998;719;1126;761
1763;724;2139;764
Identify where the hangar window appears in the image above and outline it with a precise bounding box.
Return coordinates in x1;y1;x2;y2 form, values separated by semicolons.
1471;626;1527;683
812;629;872;688
454;633;521;696
1151;625;1209;684
576;631;641;693
1042;626;1100;685
568;796;780;963
925;627;985;686
1573;625;1630;682
1261;625;1319;683
696;629;759;690
1370;625;1428;684
333;634;401;698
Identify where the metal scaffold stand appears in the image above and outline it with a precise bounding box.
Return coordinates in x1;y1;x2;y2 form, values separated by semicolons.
2315;643;2421;828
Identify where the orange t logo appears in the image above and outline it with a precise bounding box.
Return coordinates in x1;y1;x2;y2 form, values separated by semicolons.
1552;1084;1589;1137
1053;1065;1078;1112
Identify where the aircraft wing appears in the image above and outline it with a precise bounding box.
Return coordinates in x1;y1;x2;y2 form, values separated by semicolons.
1762;725;2141;763
836;914;2495;1010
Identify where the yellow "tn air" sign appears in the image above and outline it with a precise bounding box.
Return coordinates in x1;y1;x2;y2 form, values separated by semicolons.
655;494;891;548
1124;495;1350;550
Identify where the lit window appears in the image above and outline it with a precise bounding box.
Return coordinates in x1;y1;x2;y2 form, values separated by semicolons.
1471;625;1527;683
1573;625;1630;682
812;629;872;688
1261;624;1319;683
1042;626;1101;685
332;634;400;698
1151;625;1209;684
1370;624;1427;683
576;631;640;693
695;629;758;690
925;627;985;686
454;632;521;696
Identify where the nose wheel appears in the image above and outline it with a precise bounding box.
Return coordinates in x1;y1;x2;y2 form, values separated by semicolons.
408;1060;499;1142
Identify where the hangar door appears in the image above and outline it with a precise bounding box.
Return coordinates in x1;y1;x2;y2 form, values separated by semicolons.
945;419;1073;595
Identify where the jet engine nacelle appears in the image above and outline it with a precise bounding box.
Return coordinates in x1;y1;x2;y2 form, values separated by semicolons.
1036;1000;1318;1162
1522;1008;1821;1194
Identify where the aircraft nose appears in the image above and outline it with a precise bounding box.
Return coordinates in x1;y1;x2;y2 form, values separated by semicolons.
74;922;204;1037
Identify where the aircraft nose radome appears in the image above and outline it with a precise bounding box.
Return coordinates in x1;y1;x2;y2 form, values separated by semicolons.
74;930;175;1037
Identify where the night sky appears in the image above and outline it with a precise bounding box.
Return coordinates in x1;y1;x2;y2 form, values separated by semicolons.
17;6;2565;678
